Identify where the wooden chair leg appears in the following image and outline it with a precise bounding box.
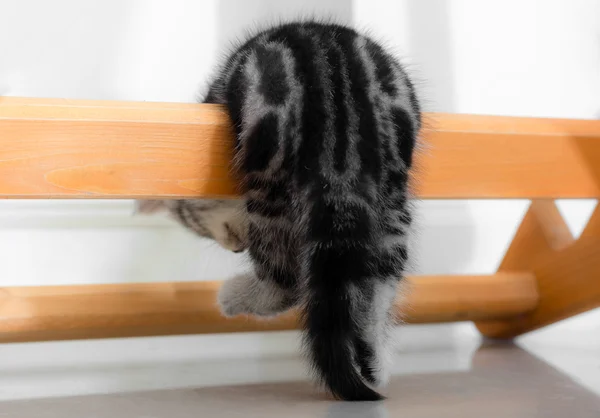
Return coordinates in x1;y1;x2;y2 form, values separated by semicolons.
476;201;600;338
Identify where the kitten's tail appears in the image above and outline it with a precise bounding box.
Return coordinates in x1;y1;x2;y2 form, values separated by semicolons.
301;200;395;402
303;285;384;401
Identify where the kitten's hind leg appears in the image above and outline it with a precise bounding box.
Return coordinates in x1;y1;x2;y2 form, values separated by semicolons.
219;220;300;318
363;212;412;387
361;279;402;388
218;271;295;318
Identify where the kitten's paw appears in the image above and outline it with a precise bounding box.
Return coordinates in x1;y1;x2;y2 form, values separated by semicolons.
217;274;253;317
217;273;294;318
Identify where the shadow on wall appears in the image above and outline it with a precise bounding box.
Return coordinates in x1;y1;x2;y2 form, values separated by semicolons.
0;0;133;100
405;0;476;276
215;0;353;52
405;0;456;113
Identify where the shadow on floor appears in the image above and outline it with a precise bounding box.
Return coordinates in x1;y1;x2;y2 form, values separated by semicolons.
2;343;599;417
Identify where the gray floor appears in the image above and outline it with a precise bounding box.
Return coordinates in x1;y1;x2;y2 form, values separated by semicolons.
2;342;599;418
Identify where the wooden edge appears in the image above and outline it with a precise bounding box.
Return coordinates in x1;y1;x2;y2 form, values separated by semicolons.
529;200;576;251
500;200;575;270
580;205;600;239
2;97;600;198
477;201;600;338
0;274;538;343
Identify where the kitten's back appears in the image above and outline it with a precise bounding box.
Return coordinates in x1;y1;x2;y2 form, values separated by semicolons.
204;20;420;401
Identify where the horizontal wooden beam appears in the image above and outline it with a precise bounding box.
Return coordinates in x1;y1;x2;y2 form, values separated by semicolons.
0;273;538;343
1;97;600;199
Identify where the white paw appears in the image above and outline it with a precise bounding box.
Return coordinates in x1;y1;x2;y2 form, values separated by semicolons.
217;273;294;318
217;274;252;317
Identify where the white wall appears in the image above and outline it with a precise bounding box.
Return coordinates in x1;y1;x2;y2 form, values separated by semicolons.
1;0;600;399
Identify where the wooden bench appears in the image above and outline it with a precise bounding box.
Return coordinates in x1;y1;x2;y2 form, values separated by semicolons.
1;97;599;342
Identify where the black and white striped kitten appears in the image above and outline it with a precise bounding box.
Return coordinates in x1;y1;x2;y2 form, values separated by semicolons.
137;20;421;401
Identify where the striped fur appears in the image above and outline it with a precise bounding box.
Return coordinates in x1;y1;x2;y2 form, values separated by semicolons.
137;20;420;401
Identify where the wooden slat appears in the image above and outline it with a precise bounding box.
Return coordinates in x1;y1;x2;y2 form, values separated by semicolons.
0;273;537;343
417;114;600;199
2;97;600;199
477;202;600;338
0;97;238;199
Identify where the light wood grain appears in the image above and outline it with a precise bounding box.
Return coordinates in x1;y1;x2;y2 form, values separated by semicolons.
477;202;600;338
416;114;600;199
0;97;238;199
3;97;599;342
0;274;537;342
2;97;600;198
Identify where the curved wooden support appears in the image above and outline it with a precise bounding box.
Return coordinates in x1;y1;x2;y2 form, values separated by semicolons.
477;201;600;338
0;274;537;343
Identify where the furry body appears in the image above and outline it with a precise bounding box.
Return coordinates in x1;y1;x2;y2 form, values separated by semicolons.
137;20;421;401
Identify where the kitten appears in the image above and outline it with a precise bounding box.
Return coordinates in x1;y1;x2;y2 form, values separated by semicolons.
137;19;421;401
